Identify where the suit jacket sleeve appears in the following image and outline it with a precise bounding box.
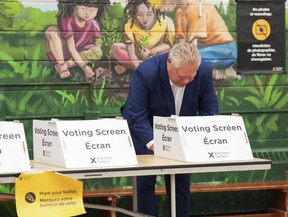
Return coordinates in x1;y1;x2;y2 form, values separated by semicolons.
122;67;154;152
197;61;218;116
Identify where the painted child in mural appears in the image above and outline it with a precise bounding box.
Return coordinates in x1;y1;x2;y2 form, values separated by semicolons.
174;0;242;80
110;0;175;74
45;0;110;81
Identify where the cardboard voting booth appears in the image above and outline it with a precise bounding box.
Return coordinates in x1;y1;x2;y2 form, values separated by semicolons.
0;121;31;173
154;115;254;162
33;119;138;168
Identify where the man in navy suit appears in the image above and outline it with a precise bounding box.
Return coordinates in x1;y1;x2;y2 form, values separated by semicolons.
122;42;218;217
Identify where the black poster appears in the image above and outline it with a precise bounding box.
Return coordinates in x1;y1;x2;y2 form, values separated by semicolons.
237;1;285;74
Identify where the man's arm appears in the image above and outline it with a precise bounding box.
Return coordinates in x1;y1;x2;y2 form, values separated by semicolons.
198;63;219;116
122;68;154;149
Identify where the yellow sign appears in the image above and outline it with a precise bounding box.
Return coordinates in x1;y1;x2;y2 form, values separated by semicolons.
252;19;271;41
15;172;86;217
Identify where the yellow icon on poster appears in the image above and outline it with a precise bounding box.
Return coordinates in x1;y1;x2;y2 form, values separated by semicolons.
252;19;271;41
15;172;86;217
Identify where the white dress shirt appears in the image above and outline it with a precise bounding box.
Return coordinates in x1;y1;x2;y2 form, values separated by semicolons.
170;80;186;116
146;80;186;149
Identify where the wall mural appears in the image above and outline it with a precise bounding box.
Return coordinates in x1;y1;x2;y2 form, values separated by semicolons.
44;0;110;81
52;0;240;81
0;0;288;216
175;0;240;79
17;0;242;84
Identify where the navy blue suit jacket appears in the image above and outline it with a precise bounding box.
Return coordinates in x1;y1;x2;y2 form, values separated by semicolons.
122;52;218;155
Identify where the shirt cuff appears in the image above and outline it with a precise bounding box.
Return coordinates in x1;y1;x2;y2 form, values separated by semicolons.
146;140;154;149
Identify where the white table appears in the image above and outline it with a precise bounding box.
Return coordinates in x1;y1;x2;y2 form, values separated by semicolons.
0;155;271;217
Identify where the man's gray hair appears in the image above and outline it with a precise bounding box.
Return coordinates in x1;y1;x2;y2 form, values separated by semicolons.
168;42;201;68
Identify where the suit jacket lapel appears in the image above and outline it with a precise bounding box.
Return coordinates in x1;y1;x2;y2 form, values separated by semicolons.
180;77;198;115
159;56;175;115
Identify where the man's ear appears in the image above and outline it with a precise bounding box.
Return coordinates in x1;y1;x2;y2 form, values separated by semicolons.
167;58;171;64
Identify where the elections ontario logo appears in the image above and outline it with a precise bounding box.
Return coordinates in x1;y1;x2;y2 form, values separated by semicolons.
25;192;36;203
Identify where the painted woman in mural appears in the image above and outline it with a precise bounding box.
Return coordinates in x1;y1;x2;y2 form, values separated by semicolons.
110;0;175;74
174;0;242;80
44;0;110;81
